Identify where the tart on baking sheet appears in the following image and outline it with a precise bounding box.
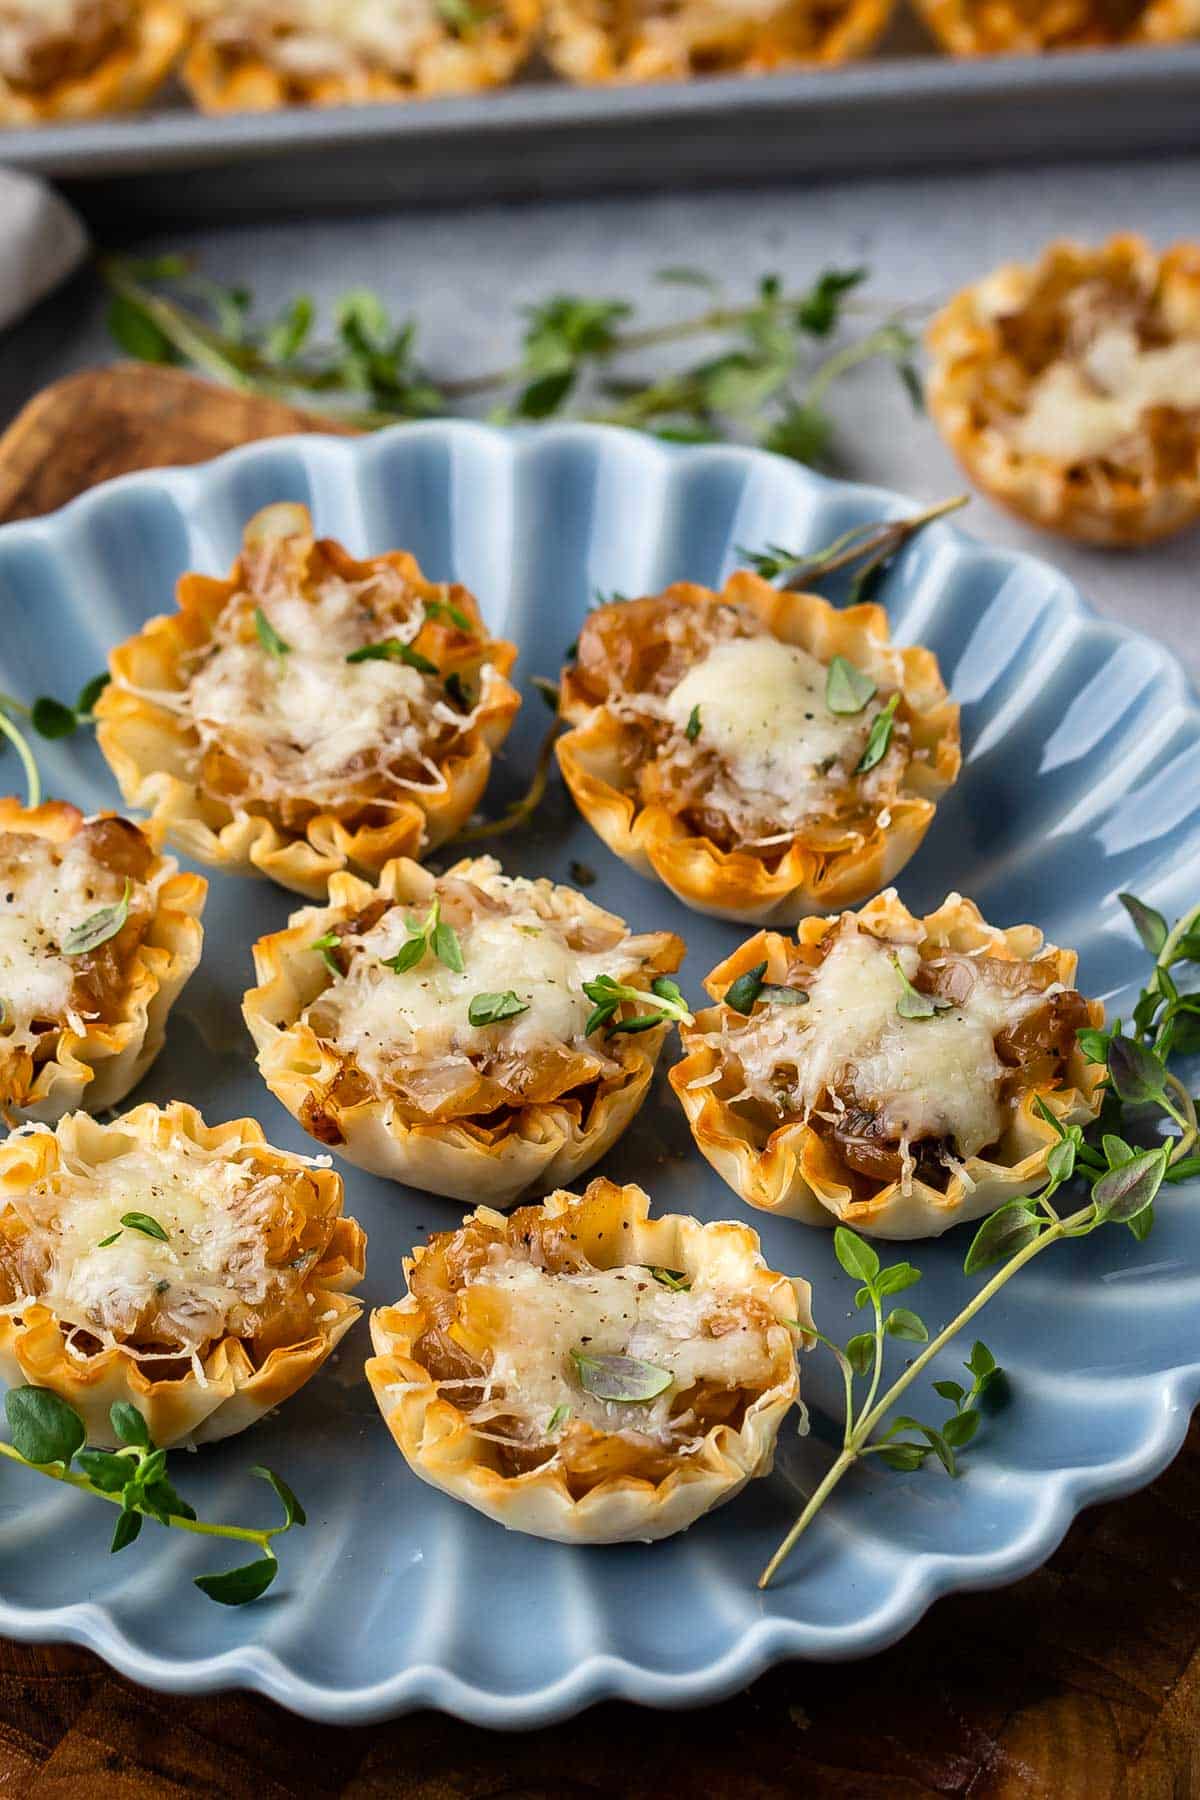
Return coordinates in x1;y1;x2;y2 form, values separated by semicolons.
366;1177;812;1543
243;854;686;1206
0;0;187;125
913;0;1200;54
555;576;960;926
926;236;1200;546
95;502;521;900
541;0;891;83
671;890;1104;1240
0;801;205;1125
0;1102;366;1447
181;0;541;111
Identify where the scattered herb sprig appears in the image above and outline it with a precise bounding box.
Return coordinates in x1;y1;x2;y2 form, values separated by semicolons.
382;895;463;975
740;494;968;602
759;890;1200;1588
1;1387;303;1605
102;258;922;468
583;974;694;1037
0;675;110;809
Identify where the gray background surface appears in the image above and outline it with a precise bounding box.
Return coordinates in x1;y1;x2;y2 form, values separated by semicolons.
2;151;1196;674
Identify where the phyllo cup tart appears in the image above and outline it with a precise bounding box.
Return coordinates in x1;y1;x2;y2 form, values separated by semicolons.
914;0;1200;55
95;501;521;899
542;0;892;84
0;0;187;126
555;575;960;926
671;890;1105;1240
243;855;687;1206
366;1177;813;1543
0;1102;366;1448
927;235;1200;546
181;0;541;112
0;800;206;1125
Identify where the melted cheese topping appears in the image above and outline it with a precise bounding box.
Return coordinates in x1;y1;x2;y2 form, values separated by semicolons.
1014;325;1200;462
198;0;447;75
467;1256;778;1443
311;872;644;1091
179;574;466;810
0;833;143;1052
728;923;1049;1160
661;637;876;829
8;1134;287;1353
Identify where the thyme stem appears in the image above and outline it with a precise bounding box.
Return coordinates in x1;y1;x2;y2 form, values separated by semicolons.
759;1203;1088;1589
0;1442;277;1554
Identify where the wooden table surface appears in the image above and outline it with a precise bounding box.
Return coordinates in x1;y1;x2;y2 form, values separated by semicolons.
0;366;1196;1799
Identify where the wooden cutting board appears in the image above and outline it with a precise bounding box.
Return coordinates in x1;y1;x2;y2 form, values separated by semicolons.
0;364;1195;1799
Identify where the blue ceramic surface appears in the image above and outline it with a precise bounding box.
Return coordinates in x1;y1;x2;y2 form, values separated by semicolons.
0;421;1196;1727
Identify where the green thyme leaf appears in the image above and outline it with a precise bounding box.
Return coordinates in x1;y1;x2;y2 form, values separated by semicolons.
1119;892;1168;957
963;1200;1043;1275
546;1404;571;1435
384;934;428;975
6;1387;85;1466
1106;1034;1168;1106
855;694;900;775
884;1308;928;1343
724;961;768;1015
30;697;79;740
76;1449;133;1493
685;704;702;742
62;879;132;956
1091;1148;1168;1224
110;1402;151;1448
77;673;111;716
252;1465;307;1531
120;1213;169;1243
254;607;290;659
346;639;438;676
833;1227;879;1285
570;1350;672;1404
110;1509;143;1554
825;655;876;716
941;1409;979;1449
194;1558;279;1607
468;990;530;1027
97;1231;122;1247
874;1442;928;1472
892;954;949;1021
432;919;464;973
845;1333;876;1375
424;596;473;632
310;929;341;977
650;1267;691;1292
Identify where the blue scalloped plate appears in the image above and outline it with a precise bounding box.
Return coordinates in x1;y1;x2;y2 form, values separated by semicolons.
0;422;1196;1727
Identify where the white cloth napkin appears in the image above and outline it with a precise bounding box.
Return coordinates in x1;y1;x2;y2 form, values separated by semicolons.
0;168;89;332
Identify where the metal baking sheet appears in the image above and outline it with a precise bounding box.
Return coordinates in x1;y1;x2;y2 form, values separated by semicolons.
2;36;1198;229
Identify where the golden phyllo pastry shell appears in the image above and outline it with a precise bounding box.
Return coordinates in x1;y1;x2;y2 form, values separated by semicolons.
0;0;187;125
914;0;1200;54
0;1102;366;1448
0;800;205;1125
95;502;521;899
542;0;891;83
366;1177;812;1543
556;574;960;925
181;0;541;112
243;855;685;1206
671;889;1105;1240
926;236;1200;546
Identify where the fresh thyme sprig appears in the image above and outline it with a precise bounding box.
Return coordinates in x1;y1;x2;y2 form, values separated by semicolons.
382;895;464;975
583;974;694;1037
451;713;565;846
0;674;111;809
740;494;968;601
2;1387;303;1605
759;890;1200;1589
101;258;921;468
